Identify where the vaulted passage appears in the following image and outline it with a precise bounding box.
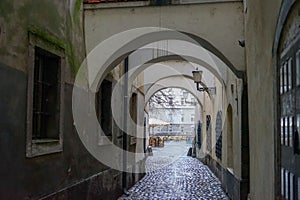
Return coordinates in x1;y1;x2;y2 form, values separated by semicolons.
77;0;248;196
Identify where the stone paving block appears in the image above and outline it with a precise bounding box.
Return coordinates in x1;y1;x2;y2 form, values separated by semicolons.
118;156;228;200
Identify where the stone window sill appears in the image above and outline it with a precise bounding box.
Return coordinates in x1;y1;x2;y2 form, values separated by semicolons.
32;139;60;144
27;140;62;158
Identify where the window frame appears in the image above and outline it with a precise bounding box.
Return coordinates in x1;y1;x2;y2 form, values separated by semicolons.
26;32;65;158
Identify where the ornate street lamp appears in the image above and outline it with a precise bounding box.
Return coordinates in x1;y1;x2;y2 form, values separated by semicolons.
192;68;216;95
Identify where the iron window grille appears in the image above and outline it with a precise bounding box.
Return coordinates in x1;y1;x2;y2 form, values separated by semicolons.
32;47;60;140
26;31;65;157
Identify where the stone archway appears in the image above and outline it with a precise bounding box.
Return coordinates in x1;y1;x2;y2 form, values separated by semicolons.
72;27;248;194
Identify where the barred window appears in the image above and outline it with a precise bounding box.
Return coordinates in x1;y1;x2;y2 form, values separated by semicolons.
32;47;60;140
26;32;65;157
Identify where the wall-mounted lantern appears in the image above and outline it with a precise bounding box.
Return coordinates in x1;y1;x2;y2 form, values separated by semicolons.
192;68;216;95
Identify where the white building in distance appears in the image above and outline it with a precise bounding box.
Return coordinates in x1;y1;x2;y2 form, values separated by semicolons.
149;88;199;136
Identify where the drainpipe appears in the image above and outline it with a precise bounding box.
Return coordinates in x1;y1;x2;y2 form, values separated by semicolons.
122;57;129;193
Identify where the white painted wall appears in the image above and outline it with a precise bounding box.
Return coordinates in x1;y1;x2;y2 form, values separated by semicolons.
84;1;245;71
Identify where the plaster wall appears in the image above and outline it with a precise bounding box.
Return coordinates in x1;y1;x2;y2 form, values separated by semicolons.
201;72;242;166
84;1;245;71
223;70;243;178
244;0;282;199
198;64;244;199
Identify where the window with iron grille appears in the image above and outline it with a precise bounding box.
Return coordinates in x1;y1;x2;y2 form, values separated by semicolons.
26;31;65;158
32;47;60;140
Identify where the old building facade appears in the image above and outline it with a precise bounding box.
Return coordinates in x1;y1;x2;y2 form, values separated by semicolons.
1;0;300;199
149;88;199;136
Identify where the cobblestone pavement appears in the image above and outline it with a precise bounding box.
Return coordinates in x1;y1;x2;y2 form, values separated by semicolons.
119;141;228;200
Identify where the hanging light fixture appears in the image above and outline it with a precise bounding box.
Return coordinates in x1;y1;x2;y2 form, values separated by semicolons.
192;68;216;95
192;68;203;83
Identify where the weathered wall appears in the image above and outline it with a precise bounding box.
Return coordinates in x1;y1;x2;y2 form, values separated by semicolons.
0;63;125;199
224;70;243;178
0;0;84;81
244;0;282;199
0;0;138;199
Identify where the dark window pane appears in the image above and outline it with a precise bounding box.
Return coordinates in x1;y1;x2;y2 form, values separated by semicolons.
290;173;294;200
98;79;112;136
285;117;289;146
289;116;293;147
284;63;288;93
280;66;284;94
281;168;285;197
296;50;300;86
297;115;300;150
197;121;202;149
285;170;289;199
130;93;138;124
281;118;284;145
288;58;293;91
32;47;60;140
298;177;300;200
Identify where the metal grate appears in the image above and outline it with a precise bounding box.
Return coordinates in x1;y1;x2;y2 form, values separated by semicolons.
215;111;222;160
32;47;60;139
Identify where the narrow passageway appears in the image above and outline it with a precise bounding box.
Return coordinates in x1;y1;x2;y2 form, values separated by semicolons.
119;141;228;199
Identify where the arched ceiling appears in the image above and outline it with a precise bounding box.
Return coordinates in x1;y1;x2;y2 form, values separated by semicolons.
78;28;244;92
